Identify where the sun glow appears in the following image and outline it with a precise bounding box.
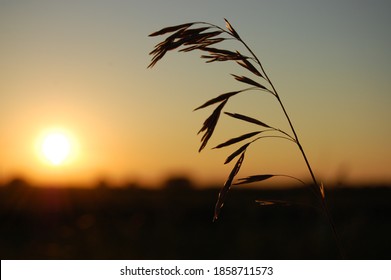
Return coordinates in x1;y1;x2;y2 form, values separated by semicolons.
38;129;75;166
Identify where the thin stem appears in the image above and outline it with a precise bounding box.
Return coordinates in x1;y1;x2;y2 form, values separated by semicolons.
196;21;232;36
238;37;322;196
273;174;307;185
275;128;296;143
238;39;319;187
251;135;296;144
237;36;343;258
257;61;344;256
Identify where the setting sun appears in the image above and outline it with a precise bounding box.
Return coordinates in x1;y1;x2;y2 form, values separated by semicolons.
39;130;74;166
41;132;71;165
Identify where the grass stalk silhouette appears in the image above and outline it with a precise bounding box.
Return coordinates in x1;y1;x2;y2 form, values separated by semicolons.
148;19;342;256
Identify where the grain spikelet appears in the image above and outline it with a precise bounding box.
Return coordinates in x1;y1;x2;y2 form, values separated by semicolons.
149;23;194;37
236;55;264;78
197;100;227;152
224;18;240;39
235;174;275;185
214;152;245;221
194;90;242;111
225;112;271;128
231;74;267;89
213;131;261;149
224;142;250;164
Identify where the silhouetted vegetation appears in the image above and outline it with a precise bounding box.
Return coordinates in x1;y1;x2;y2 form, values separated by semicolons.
148;19;341;255
0;177;390;259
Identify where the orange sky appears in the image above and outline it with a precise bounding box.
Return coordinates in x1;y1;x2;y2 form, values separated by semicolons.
1;1;391;187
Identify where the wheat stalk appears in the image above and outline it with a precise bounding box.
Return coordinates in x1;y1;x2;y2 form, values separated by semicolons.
148;19;342;256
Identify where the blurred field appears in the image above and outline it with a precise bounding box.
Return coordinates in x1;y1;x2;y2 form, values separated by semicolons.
1;178;390;259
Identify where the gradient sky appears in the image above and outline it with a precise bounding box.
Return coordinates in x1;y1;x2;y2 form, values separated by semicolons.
1;0;390;187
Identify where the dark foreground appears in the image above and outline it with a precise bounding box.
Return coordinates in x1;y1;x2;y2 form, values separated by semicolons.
1;181;390;259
